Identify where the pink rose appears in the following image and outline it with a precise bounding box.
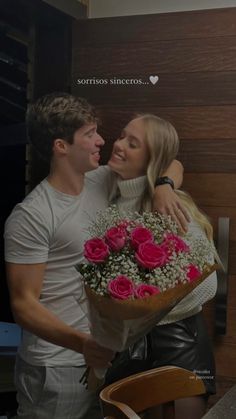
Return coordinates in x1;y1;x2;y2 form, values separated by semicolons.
108;275;134;300
163;233;190;253
84;238;109;263
130;226;154;249
135;284;160;299
135;242;169;269
186;264;202;282
105;226;127;251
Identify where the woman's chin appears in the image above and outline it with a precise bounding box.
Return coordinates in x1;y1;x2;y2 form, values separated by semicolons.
108;159;119;172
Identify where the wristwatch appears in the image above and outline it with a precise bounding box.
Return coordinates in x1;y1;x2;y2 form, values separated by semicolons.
155;176;174;189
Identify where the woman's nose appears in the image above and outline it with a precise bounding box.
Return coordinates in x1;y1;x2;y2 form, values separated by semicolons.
114;138;124;150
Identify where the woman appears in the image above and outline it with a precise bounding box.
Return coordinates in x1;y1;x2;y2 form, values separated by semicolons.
105;114;217;419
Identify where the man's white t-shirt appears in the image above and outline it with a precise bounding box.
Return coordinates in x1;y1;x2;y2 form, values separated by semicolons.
4;166;114;366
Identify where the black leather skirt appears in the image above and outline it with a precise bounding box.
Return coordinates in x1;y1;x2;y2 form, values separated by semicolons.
105;311;216;395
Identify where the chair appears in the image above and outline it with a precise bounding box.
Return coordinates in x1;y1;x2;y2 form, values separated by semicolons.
100;365;206;419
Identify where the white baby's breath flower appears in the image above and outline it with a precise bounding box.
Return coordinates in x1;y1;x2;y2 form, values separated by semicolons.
75;208;215;297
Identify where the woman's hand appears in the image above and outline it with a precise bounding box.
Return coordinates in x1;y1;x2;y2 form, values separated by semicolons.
153;185;190;233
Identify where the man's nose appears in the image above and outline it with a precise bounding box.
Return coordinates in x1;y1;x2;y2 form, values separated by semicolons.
96;133;105;145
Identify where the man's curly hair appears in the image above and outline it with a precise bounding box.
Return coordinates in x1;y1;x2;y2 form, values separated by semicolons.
26;92;97;161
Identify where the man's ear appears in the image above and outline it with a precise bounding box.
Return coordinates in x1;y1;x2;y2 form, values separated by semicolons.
53;139;68;155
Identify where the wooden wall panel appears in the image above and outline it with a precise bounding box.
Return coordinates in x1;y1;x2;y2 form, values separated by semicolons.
97;106;236;140
74;38;236;75
72;6;236;404
179;140;236;173
215;343;236;376
73;8;236;44
72;72;236;107
183;174;236;206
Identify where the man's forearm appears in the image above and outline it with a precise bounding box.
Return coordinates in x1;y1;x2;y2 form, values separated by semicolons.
11;295;86;354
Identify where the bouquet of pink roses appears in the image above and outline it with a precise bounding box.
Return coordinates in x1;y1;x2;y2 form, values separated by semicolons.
76;207;217;388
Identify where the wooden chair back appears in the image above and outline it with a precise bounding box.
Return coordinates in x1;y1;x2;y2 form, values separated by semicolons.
100;365;206;419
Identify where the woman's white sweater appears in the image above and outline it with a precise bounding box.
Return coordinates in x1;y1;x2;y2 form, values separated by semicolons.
115;176;217;325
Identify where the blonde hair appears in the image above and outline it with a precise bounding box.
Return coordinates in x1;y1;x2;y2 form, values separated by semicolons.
136;114;214;241
175;190;213;240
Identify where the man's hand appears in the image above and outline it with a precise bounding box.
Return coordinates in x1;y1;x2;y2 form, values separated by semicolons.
153;185;190;233
82;334;114;369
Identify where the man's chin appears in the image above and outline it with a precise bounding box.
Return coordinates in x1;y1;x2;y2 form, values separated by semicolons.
85;162;100;172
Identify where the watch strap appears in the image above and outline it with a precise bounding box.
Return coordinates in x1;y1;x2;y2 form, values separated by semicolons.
155;176;174;189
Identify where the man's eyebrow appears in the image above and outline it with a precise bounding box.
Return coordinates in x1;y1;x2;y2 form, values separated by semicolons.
84;127;96;135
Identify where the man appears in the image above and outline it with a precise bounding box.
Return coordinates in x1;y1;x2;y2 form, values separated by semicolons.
5;93;115;419
4;92;186;419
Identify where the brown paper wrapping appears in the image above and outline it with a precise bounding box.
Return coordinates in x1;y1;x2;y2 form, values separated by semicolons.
85;263;219;321
84;263;219;390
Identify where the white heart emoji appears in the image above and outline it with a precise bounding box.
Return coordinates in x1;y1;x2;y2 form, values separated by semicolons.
149;75;159;85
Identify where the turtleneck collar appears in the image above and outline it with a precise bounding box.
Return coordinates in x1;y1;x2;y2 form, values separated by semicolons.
117;175;147;198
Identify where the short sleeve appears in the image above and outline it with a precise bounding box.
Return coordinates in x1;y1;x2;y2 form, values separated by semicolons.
4;204;50;264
